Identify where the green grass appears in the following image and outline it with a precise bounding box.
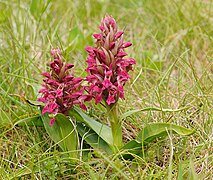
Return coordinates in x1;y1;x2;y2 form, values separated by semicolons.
0;0;212;179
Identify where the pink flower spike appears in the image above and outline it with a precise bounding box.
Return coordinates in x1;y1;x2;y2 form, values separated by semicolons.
49;117;55;127
38;48;89;116
85;15;136;106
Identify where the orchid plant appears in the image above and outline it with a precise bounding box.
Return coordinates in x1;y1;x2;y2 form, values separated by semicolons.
85;15;136;148
19;15;194;158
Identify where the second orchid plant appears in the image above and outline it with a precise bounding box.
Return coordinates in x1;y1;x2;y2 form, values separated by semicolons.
85;16;135;148
36;15;194;157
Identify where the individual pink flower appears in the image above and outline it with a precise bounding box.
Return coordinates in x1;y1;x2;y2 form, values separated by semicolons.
38;48;90;125
85;15;136;106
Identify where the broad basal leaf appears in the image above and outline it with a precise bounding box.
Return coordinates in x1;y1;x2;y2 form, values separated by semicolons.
122;123;195;158
136;123;195;143
41;112;78;157
70;107;113;147
121;139;142;159
77;123;112;154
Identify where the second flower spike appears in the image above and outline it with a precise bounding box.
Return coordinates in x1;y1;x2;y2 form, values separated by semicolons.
38;48;90;125
85;15;136;106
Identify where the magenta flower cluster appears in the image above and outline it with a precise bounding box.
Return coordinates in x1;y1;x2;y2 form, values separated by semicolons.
38;48;90;125
85;16;136;105
38;15;135;125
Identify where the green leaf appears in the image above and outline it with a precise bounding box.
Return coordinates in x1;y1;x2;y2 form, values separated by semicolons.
77;123;112;154
41;112;78;158
122;123;195;158
136;123;195;143
121;139;142;159
121;107;189;119
70;108;113;147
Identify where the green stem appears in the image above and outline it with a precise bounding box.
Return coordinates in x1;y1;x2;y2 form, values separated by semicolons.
107;104;123;148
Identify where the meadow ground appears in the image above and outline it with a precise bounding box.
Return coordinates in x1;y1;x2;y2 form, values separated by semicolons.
0;0;212;179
